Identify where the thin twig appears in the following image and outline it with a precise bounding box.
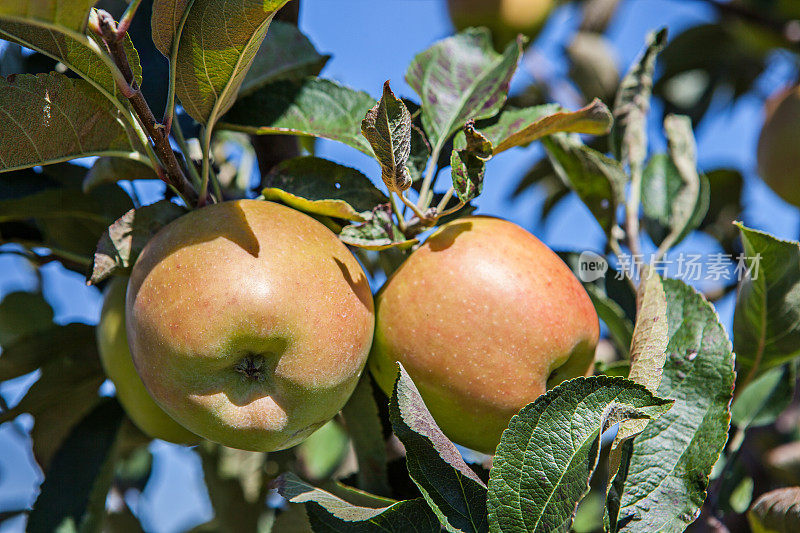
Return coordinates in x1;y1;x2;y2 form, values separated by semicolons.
390;192;407;231
96;11;198;206
435;187;455;213
398;191;429;220
115;0;143;38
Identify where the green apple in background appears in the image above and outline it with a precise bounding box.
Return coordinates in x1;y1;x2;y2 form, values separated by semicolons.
369;216;599;454
97;277;198;444
447;0;555;49
757;85;800;207
126;200;375;452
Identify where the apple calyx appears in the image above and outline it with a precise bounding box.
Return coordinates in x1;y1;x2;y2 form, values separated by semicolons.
234;355;268;382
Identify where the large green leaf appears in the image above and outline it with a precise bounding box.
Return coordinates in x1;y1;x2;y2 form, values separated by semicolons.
733;224;800;384
487;376;672;533
0;10;142;104
0;324;105;469
0;72;137;172
27;399;125;533
731;364;795;430
151;0;292;126
219;77;376;155
278;472;440;533
543;134;627;235
261;157;387;223
480;100;612;155
0;291;53;347
239;20;329;97
340;375;391;497
615;279;735;532
0;0;96;32
361;81;412;193
405;28;522;154
390;364;488;533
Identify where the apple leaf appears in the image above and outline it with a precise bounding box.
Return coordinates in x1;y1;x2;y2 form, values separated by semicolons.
220;77;376;156
0;291;54;347
0;10;143;104
361;81;412;194
731;364;795;430
151;0;291;126
0;0;96;32
239;20;329;97
27;398;125;533
611;28;667;169
82;156;158;193
0;72;138;172
277;472;441;533
733;224;800;384
405;28;523;154
613;279;735;532
543;134;626;235
297;421;350;481
0;324;105;469
451;121;493;204
390;363;488;533
341;375;391;497
339;204;417;251
641;153;709;248
486;376;673;533
89;200;186;285
748;487;800;533
480;99;613;155
262;157;387;223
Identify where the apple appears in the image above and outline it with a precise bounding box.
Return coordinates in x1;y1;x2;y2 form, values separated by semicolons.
369;216;599;454
757;85;800;207
97;277;198;444
126;200;374;452
447;0;555;49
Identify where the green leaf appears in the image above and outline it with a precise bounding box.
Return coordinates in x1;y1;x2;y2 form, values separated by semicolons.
262;157;387;222
482;99;612;155
296;420;349;481
731;364;795;430
390;363;488;533
83;155;157;192
341;375;391;497
612;271;668;447
239;20;329;97
615;279;735;532
361;81;412;193
699;168;743;254
0;0;96;32
89;200;186;285
451;121;493;204
152;0;292;126
27;398;125;533
543;134;626;235
641;154;709;247
0;72;137;172
748;487;800;533
0;324;105;469
219;77;376;156
277;472;441;533
0;291;53;347
405;28;523;154
611;28;668;168
487;376;672;533
339;204;417;251
733;224;800;384
0;9;142;103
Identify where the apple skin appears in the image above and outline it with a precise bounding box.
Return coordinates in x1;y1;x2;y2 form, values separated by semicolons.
126;200;375;452
97;277;198;444
369;216;599;454
757;85;800;207
447;0;554;49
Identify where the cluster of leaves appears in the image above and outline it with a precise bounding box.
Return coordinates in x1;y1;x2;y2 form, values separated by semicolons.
1;0;800;531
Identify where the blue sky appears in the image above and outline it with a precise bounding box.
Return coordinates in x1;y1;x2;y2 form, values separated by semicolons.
1;0;799;531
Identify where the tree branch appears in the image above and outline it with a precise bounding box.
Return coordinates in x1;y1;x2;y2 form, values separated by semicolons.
96;11;199;205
